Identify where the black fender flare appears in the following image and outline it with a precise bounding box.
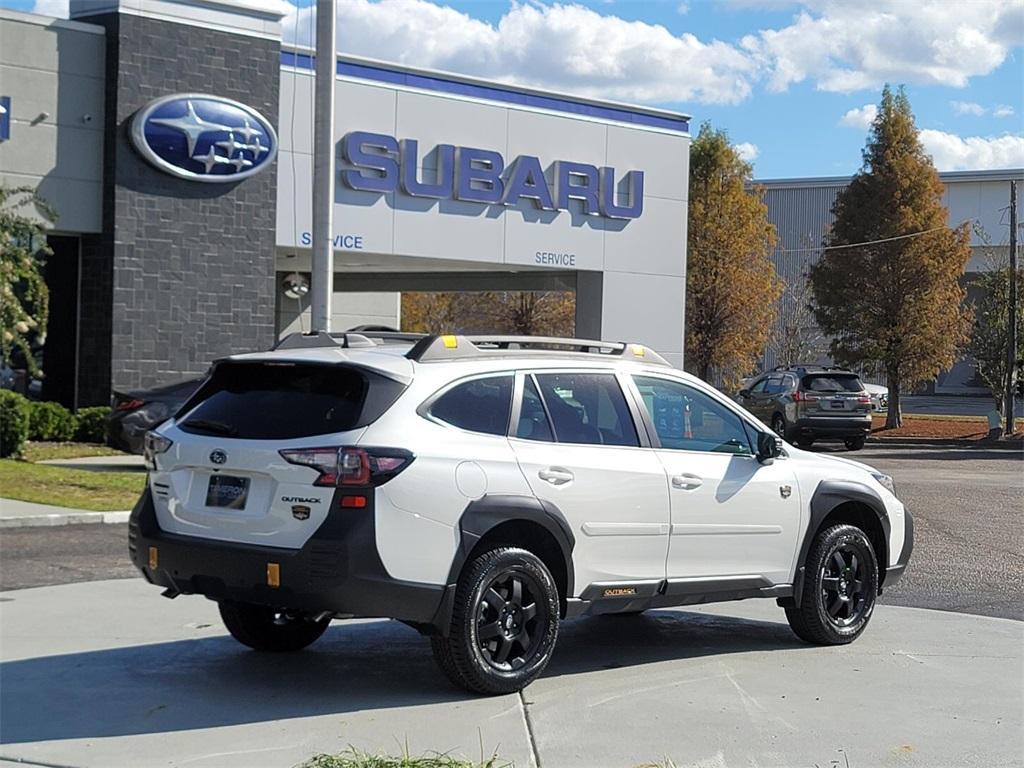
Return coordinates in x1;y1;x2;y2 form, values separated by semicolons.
430;494;575;633
790;480;890;607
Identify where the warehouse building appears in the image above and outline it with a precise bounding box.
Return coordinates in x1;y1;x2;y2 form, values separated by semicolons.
758;169;1023;394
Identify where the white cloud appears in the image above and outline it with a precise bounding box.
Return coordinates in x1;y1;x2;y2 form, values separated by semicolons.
839;103;878;130
742;0;1024;93
919;129;1024;171
29;0;1024;110
283;0;756;105
994;105;1016;118
951;100;986;116
32;0;68;16
735;141;759;162
676;1;690;14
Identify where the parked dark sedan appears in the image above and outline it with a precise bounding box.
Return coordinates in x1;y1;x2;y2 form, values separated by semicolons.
107;377;203;454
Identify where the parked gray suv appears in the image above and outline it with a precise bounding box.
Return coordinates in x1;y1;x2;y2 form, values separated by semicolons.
737;366;872;450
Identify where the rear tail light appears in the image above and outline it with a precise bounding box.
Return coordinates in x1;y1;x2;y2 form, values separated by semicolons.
793;391;819;402
856;396;872;405
116;398;146;412
280;446;413;487
143;431;173;470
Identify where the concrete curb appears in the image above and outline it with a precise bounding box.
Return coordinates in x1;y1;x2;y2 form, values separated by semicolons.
868;436;1024;449
0;510;131;528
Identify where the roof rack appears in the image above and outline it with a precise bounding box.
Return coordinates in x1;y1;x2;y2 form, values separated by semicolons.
273;331;428;350
406;335;671;366
273;331;378;350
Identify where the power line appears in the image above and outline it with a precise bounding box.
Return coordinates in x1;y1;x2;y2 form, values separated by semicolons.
776;225;952;254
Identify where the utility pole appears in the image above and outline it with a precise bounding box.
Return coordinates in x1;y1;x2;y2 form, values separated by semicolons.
1006;179;1018;437
310;0;336;333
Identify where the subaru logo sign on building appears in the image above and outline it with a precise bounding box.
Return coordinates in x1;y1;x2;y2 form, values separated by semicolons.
130;94;277;182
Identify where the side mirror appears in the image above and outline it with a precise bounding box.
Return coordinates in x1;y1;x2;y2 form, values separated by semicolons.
738;388;750;398
756;431;784;464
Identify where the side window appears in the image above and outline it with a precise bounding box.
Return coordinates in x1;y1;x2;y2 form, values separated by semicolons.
749;377;769;394
633;376;753;455
516;376;554;442
764;375;784;394
429;375;513;436
534;373;639;447
782;375;797;392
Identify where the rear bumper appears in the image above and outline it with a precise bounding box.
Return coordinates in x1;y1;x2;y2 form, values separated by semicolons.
128;490;446;625
792;416;871;439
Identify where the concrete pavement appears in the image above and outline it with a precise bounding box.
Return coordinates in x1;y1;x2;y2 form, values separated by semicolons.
1;579;1020;768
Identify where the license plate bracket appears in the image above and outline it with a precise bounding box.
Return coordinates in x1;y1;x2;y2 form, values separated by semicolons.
206;475;250;509
830;400;844;409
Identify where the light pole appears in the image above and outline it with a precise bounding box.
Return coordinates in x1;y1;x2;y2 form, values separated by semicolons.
310;0;336;333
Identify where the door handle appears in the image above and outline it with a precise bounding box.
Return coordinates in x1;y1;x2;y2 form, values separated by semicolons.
538;467;574;485
671;473;703;490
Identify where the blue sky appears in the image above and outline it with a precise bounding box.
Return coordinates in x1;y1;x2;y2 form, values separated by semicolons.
8;0;1023;178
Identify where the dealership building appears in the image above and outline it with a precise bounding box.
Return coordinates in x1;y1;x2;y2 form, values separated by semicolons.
0;0;691;408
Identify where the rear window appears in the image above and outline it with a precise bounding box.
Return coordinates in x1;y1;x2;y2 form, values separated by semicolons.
801;374;863;393
177;362;405;439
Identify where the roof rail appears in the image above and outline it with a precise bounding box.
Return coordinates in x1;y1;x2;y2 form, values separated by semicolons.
272;331;377;350
348;330;428;344
406;335;671;366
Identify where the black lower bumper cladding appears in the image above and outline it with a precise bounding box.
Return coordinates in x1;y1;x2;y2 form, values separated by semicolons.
128;489;445;625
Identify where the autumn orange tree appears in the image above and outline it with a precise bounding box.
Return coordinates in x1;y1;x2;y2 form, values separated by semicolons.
685;123;781;385
402;291;574;336
809;86;971;428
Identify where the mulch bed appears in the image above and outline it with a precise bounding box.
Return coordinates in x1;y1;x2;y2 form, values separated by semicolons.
871;415;1023;440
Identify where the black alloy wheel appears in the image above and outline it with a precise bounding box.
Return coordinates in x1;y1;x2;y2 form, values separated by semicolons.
771;414;787;439
476;568;545;670
819;544;871;627
845;436;866;451
785;523;878;644
432;547;559;694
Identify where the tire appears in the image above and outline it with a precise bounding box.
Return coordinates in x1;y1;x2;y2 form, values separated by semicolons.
785;524;879;645
771;413;787;439
431;546;560;695
845;436;866;451
796;437;815;448
218;601;330;652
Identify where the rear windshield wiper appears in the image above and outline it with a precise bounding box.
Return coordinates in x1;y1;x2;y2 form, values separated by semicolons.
182;418;238;436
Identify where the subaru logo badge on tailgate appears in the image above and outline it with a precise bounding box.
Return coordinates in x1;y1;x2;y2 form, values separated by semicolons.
209;449;227;465
130;93;278;182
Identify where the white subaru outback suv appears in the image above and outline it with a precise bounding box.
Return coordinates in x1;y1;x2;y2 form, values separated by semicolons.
131;332;913;694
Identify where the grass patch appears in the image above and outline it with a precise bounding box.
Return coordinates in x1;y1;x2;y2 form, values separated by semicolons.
299;749;510;768
21;441;126;463
0;459;145;511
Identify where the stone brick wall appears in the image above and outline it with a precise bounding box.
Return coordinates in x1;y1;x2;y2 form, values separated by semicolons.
78;13;279;403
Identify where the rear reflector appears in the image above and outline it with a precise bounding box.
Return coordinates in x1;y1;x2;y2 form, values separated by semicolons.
267;562;281;588
148;546;158;570
341;495;367;508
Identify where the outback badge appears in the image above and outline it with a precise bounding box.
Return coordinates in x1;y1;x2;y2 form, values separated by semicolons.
291;504;311;521
602;587;637;598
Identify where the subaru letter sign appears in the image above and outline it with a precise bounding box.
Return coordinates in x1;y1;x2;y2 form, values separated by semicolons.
340;131;645;220
130;94;278;182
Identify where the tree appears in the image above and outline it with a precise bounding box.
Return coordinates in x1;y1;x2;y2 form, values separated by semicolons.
401;291;575;336
809;86;971;428
1;185;53;376
770;266;828;368
968;257;1023;417
685;123;782;386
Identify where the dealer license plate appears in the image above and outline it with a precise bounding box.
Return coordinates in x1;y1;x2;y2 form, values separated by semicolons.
206;475;250;509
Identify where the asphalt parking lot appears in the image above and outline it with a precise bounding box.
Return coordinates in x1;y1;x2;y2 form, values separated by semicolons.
1;443;1021;768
